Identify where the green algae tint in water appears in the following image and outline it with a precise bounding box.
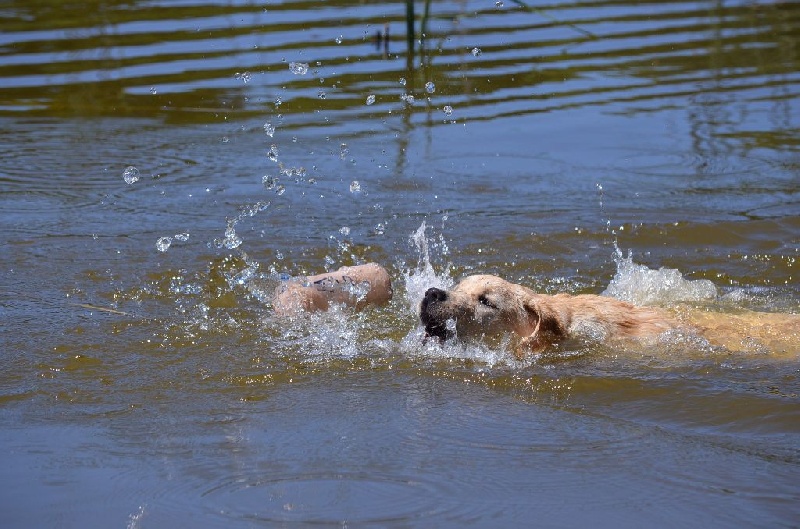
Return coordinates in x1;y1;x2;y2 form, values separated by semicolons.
1;0;799;527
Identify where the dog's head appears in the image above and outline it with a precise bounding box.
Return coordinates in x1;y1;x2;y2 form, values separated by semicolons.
420;275;565;352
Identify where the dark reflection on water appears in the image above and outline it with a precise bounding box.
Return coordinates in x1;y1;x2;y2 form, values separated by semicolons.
1;0;799;527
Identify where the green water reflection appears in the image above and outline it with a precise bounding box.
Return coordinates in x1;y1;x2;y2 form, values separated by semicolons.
1;0;797;155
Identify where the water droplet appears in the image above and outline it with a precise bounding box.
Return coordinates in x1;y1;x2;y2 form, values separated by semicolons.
156;236;172;252
366;94;376;105
263;122;275;137
339;226;350;236
340;143;350;160
442;105;453;116
349;181;361;193
495;0;504;7
234;71;251;83
318;90;326;99
173;232;190;242
399;77;407;86
225;235;242;250
275;185;286;195
401;93;415;105
471;47;482;57
425;81;435;94
150;87;157;95
289;62;309;75
374;223;385;235
263;175;277;189
267;144;279;162
335;35;343;44
122;166;139;185
275;96;283;107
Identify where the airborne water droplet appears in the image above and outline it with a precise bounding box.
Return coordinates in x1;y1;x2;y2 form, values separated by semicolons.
122;166;139;185
234;71;251;83
349;181;361;193
425;82;435;94
263;122;275;137
156;236;172;252
471;47;482;57
442;105;453;116
289;62;309;75
366;94;376;105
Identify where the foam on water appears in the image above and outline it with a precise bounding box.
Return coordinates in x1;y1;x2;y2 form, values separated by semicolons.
603;245;717;306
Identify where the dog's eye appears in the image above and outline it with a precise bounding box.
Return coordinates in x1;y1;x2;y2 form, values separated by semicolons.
478;294;497;309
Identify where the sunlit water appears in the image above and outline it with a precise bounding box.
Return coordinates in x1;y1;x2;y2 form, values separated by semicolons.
1;0;798;527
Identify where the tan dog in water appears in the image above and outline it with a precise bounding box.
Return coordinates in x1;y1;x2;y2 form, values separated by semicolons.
420;275;799;357
273;262;392;316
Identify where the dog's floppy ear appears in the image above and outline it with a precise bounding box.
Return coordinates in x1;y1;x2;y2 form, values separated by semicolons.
517;297;567;355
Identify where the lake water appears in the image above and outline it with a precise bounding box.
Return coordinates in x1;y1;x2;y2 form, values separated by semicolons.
1;0;799;527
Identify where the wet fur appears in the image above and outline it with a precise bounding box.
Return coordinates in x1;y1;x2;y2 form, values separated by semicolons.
420;274;799;357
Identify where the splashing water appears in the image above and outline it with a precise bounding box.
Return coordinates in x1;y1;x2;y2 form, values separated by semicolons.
603;245;717;306
213;201;270;251
267;144;279;163
402;222;453;316
122;166;139;184
398;222;525;367
288;62;309;75
156;236;172;252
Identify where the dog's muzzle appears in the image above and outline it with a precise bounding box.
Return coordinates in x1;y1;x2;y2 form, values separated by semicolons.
420;287;453;342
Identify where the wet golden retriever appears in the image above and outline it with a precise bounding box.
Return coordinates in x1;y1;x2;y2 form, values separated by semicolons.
420;274;799;357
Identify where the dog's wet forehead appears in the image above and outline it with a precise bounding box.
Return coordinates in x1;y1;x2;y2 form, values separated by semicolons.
453;275;510;297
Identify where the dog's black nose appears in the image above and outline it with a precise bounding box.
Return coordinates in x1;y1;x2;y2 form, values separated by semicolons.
423;287;447;304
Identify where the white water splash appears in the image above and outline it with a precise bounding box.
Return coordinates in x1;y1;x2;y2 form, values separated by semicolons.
603;245;717;306
402;222;453;317
126;505;146;529
122;166;139;185
288;62;309;75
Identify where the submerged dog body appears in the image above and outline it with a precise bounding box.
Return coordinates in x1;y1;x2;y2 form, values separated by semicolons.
420;274;800;357
420;275;679;356
273;263;393;316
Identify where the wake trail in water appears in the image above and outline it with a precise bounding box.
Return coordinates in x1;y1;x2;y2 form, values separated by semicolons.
603;244;718;306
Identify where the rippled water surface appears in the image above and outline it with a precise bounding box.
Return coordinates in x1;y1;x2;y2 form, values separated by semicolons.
1;0;799;527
